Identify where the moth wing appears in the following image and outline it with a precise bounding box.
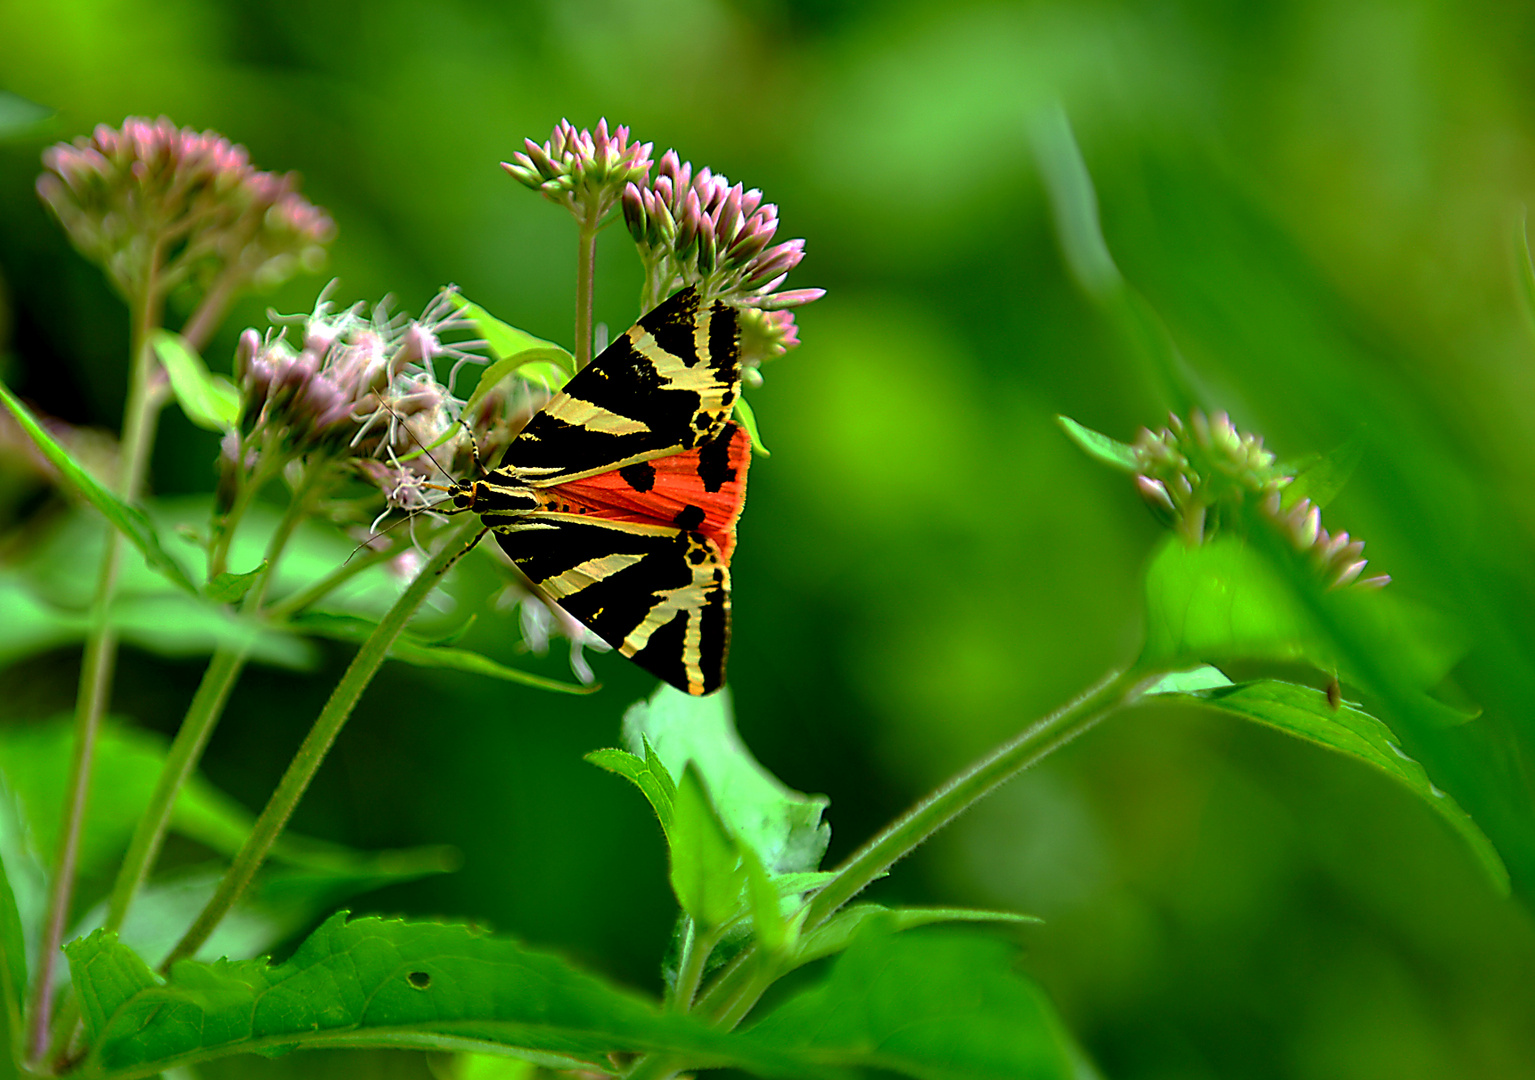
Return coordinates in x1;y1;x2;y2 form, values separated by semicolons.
503;287;741;485
534;422;750;562
492;515;730;695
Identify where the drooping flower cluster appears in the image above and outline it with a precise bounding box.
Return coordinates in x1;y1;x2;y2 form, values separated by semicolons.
37;117;334;301
503;118;654;223
621;150;823;373
1133;410;1387;589
227;289;483;502
223;289;609;681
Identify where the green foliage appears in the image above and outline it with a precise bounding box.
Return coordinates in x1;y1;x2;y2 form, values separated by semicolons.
585;738;677;837
669;763;746;931
1056;415;1139;473
1141;533;1461;694
748;918;1077;1080
289;613;595;694
0;719;454;914
621;686;830;877
1278;437;1363;511
732;394;771;456
450;295;574;410
152;331;239;432
1144;671;1508;893
790;904;1040;974
0;90;51;140
0;804;25;1056
64;913;805;1080
1142;536;1321;669
75;859;455;970
204;560;266;605
0;381;198;595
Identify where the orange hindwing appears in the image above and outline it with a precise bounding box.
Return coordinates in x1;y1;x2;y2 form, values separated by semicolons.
534;422;750;561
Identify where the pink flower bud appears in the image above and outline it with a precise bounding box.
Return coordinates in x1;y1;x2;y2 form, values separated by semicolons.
234;329;262;381
622;182;648;243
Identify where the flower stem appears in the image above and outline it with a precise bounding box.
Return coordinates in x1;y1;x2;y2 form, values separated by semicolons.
575;205;599;370
101;473;323;939
179;265;242;353
804;668;1142;926
27;284;164;1065
668;919;721;1013
265;540;398;621
160;517;484;971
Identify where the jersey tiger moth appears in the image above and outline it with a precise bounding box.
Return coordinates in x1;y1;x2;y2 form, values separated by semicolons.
449;287;748;695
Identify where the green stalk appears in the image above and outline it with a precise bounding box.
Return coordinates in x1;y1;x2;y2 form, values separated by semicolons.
160;517;484;971
102;471;325;938
668;920;722;1014
574;204;599;370
27;281;165;1065
803;668;1141;925
692;667;1148;1028
265;540;397;621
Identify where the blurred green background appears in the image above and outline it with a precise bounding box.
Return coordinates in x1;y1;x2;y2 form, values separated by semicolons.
5;0;1535;1077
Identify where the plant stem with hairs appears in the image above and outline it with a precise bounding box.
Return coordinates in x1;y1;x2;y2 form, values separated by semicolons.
27;271;167;1064
102;465;334;939
161;516;484;971
575;204;599;370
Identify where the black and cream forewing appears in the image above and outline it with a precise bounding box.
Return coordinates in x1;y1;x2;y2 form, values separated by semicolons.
502;287;742;486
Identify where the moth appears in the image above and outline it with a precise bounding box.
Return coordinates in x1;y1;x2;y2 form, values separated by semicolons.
449;287;748;695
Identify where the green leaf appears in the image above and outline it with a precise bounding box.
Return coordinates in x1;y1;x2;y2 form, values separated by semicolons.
66;914;811;1079
585;738;677;837
0;719;445;888
0;796;28;1054
1141;665;1234;695
733;394;771;455
153;330;241;431
462;347;574;416
73;857;456;968
449;295;571;362
748;918;1078;1080
448;293;574;411
1056;415;1140;473
205;561;267;605
623;685;830;878
0;91;52;141
743;846;789;955
670;764;746;930
0;380;200;595
1150;678;1509;895
510;358;569;392
1279;435;1363;510
1141;535;1328;670
791;903;1040;974
289;612;595;694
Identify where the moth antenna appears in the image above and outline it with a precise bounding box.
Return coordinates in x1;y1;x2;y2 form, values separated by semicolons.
344;497;461;564
376;398;459;482
458;417;488;478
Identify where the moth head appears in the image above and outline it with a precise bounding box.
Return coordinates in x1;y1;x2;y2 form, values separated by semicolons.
451;483;479;511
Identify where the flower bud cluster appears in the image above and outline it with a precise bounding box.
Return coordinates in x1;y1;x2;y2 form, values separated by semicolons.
37;117;334;300
1261;491;1390;590
503;118;653;223
620;150;823;369
226;289;490;508
1133;410;1386;589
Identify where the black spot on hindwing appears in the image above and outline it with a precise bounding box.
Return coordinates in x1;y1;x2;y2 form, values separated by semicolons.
673;504;705;530
697;431;736;493
619;461;656;492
